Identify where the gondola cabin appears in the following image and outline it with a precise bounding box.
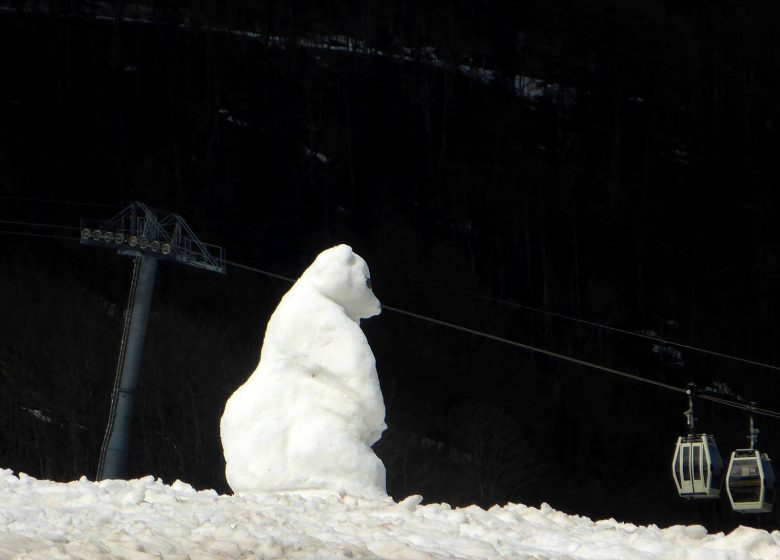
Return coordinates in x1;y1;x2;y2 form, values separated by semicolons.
725;449;775;513
672;435;723;498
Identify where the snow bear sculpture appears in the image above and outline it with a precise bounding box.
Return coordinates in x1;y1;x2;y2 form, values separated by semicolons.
220;244;387;497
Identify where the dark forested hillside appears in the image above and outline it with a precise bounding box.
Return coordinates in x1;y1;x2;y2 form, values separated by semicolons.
2;0;780;531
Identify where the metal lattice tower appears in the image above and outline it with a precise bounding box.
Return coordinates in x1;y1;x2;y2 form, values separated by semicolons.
81;202;224;481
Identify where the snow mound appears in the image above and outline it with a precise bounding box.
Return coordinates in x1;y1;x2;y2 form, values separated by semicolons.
220;244;387;498
2;470;780;559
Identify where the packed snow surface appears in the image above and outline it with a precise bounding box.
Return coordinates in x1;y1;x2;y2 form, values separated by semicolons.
2;470;780;560
221;244;387;498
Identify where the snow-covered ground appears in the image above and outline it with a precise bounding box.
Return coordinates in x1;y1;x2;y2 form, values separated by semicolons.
2;469;780;560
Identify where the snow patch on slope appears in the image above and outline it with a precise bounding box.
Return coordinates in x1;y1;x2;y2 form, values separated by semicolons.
2;470;780;559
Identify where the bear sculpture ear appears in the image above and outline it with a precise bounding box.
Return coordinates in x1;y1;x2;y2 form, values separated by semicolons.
303;245;352;280
331;244;355;265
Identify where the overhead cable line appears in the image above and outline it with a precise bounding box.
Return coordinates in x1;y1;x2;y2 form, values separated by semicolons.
0;229;79;241
381;303;687;394
417;278;780;373
0;195;122;209
379;306;780;419
0;218;81;230
224;259;295;282
696;393;780;420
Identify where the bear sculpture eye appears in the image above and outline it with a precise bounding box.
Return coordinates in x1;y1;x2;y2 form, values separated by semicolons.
366;277;372;290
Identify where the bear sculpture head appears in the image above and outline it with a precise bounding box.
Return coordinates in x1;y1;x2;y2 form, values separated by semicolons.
299;244;381;322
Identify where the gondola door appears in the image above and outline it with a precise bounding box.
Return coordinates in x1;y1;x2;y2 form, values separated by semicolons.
673;437;719;498
673;439;694;495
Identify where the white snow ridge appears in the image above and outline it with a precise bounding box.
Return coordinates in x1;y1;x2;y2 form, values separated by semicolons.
220;244;387;498
2;470;780;559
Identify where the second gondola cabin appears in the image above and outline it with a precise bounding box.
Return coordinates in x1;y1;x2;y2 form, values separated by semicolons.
725;449;775;513
672;435;723;498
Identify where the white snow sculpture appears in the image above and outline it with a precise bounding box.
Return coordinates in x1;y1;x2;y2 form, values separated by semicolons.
220;244;387;497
